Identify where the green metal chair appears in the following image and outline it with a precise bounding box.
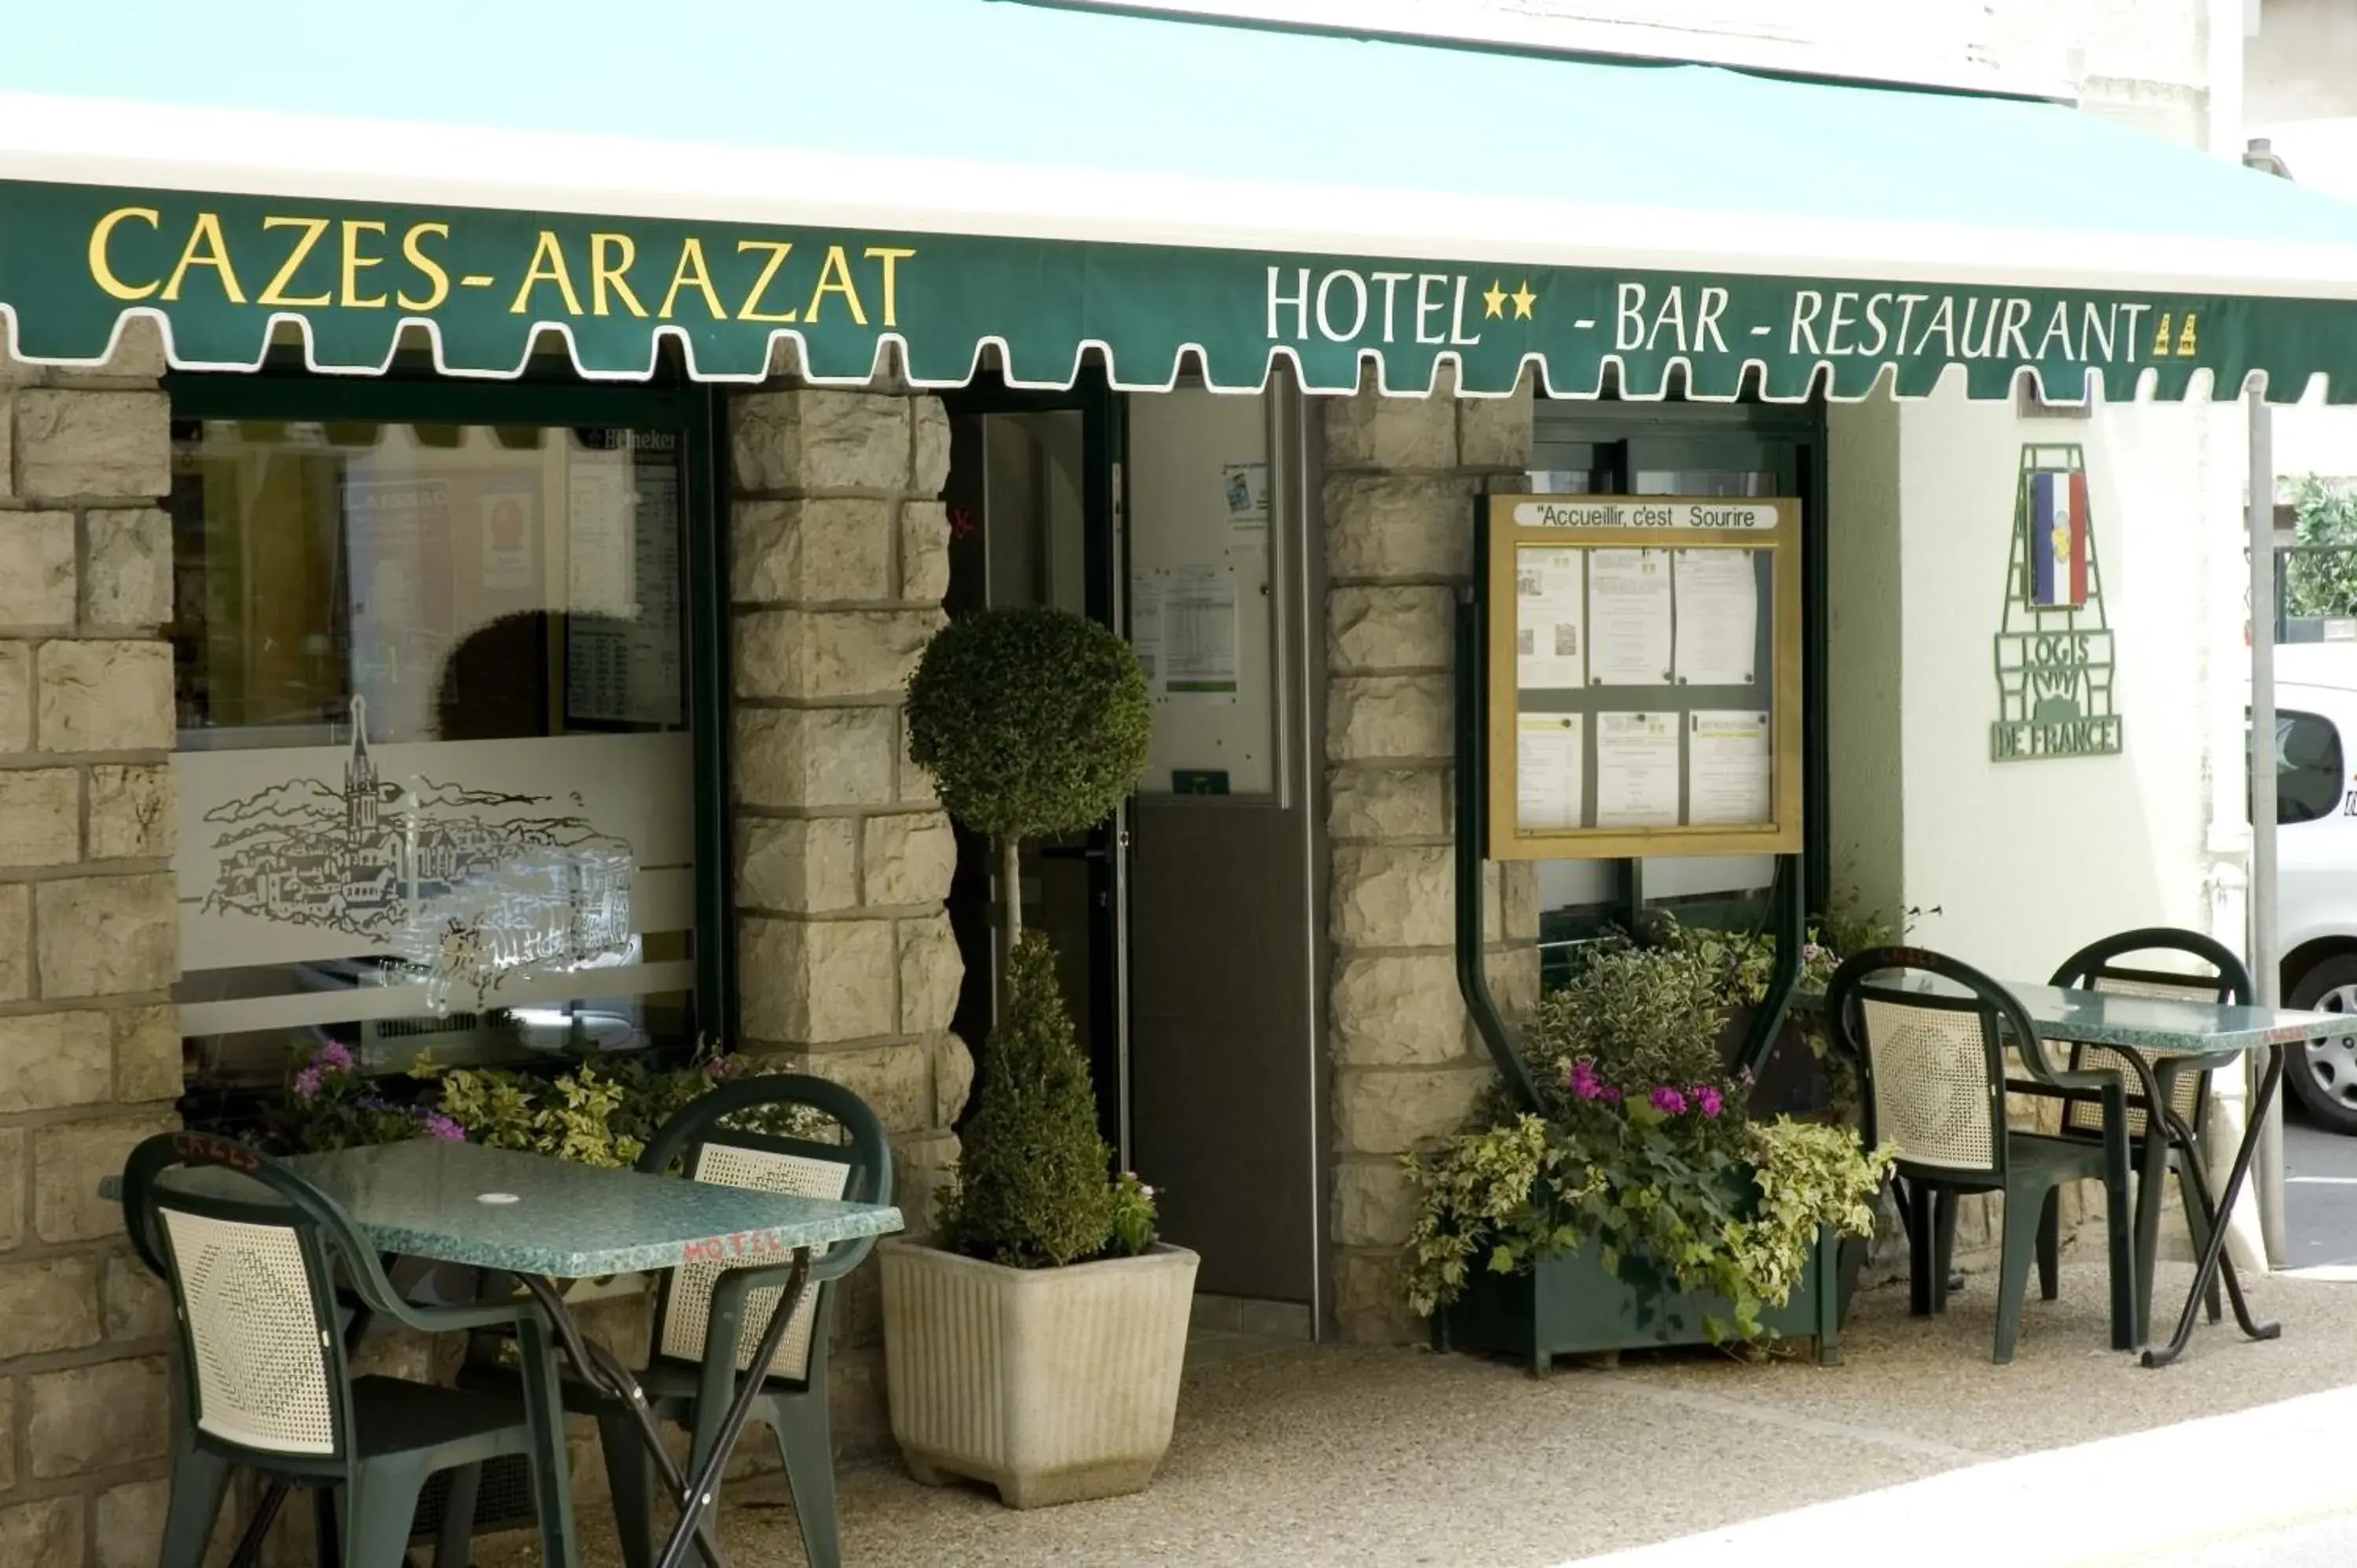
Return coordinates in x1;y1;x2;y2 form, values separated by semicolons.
1825;947;2139;1363
2030;927;2250;1335
120;1131;575;1568
548;1074;890;1568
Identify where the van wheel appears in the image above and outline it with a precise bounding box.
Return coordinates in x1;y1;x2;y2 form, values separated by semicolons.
2286;955;2357;1135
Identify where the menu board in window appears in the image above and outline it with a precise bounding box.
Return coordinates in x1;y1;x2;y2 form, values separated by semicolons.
1486;495;1802;860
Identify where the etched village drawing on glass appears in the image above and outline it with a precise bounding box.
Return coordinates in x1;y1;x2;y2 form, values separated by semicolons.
197;696;638;1011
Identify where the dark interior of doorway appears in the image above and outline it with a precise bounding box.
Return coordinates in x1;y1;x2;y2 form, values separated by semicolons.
937;375;1124;1160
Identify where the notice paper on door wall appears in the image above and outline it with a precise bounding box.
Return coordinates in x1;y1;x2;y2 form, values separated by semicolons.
1164;563;1237;694
1672;550;1758;686
1588;549;1673;685
1129;566;1166;696
1595;711;1681;827
1516;713;1584;831
1687;710;1772;826
1221;460;1270;551
1515;548;1586;691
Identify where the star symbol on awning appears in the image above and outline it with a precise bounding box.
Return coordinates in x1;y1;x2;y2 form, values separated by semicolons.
1510;280;1537;321
1483;280;1508;320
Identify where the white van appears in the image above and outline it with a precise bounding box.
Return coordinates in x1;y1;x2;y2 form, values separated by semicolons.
2267;643;2357;1133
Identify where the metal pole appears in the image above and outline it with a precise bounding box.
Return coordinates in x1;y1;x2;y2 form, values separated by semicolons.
2245;137;2291;1265
2249;383;2286;1263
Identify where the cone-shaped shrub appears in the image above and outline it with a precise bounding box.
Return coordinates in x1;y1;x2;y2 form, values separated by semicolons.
944;932;1116;1268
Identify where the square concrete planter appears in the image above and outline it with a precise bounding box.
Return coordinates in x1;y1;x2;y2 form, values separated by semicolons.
879;1238;1199;1508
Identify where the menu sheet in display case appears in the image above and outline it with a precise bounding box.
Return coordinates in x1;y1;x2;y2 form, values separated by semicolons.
1486;494;1802;861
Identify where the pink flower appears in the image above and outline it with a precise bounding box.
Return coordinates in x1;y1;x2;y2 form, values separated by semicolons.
1570;1061;1611;1102
1694;1085;1725;1119
705;1055;742;1082
313;1042;355;1073
1650;1086;1689;1116
419;1112;467;1142
293;1066;323;1101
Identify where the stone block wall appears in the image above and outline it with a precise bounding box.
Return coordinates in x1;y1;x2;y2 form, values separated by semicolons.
1322;374;1540;1343
0;325;183;1568
729;383;968;1449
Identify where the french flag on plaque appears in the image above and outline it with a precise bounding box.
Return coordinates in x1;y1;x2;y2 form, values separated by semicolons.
2029;470;2089;608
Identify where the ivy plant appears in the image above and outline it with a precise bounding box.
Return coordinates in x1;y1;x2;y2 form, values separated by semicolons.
1400;938;1893;1343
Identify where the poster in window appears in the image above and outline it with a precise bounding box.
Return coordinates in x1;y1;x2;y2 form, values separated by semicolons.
1515;548;1585;691
343;477;455;744
1672;550;1757;687
1587;549;1673;685
1594;711;1681;828
1516;713;1584;830
1686;711;1772;826
480;491;537;592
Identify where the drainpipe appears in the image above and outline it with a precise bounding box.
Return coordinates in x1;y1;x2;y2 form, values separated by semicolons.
2245;135;2291;1267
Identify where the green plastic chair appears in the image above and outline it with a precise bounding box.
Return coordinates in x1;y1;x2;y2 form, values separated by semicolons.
545;1074;889;1568
2033;928;2249;1335
1825;947;2139;1363
121;1131;576;1568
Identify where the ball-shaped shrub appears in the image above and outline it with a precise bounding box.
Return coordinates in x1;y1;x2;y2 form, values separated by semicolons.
905;606;1152;842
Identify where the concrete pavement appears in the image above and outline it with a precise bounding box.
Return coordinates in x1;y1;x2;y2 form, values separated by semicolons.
475;1258;2357;1568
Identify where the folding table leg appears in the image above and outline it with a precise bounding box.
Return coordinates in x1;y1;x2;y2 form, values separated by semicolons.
222;1481;290;1568
515;1277;735;1568
2157;1105;2277;1346
2143;1045;2286;1368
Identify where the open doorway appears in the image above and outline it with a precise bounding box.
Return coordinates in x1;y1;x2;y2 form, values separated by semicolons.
939;374;1324;1325
939;383;1125;1158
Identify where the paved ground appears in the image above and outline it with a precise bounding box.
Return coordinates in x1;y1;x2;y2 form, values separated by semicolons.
2286;1116;2357;1273
475;1256;2357;1568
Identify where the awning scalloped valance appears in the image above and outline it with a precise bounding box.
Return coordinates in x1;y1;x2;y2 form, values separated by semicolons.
15;1;2357;402
9;179;2357;404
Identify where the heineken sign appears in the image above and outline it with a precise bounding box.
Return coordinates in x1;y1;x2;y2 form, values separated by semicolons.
3;178;2349;398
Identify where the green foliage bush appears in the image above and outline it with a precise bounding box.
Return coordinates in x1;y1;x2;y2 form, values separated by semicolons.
941;934;1121;1268
905;606;1152;844
2284;474;2357;621
1401;933;1891;1343
278;1040;830;1169
1519;940;1729;1107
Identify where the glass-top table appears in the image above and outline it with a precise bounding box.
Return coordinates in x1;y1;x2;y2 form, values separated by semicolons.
1796;974;2333;1057
117;1134;903;1568
141;1137;903;1278
1799;972;2341;1366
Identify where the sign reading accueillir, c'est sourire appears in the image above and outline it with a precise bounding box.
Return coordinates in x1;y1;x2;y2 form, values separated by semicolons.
1511;500;1775;530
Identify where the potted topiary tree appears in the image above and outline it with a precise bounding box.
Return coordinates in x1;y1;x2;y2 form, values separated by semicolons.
880;605;1196;1508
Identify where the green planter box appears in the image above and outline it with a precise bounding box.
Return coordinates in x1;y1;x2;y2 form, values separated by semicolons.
1439;1224;1864;1375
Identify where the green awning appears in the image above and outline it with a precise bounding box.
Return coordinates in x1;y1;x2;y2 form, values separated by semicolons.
7;0;2357;401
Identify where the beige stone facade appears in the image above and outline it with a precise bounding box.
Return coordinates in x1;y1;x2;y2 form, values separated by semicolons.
0;324;182;1568
1320;375;1541;1344
728;383;970;1447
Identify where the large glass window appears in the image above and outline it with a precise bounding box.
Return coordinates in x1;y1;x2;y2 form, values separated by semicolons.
168;415;698;1090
